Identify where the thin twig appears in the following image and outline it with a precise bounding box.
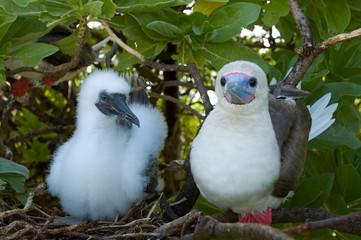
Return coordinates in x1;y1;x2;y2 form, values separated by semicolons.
101;20;213;114
316;27;361;51
0;183;45;220
187;63;213;115
0;95;14;160
4;125;74;145
148;92;204;119
283;210;361;235
283;0;361;87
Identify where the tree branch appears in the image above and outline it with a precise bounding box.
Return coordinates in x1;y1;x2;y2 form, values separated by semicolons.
181;216;293;240
0;95;14;160
148;92;204;119
0;183;45;221
4;125;74;145
101;20;213;116
282;0;361;87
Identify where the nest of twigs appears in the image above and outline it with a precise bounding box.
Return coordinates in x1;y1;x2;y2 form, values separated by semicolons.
0;183;168;240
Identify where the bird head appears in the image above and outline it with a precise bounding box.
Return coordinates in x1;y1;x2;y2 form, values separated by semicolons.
215;61;269;115
77;70;140;128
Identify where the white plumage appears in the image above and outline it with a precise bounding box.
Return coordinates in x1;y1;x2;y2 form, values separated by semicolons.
190;61;282;215
47;70;167;221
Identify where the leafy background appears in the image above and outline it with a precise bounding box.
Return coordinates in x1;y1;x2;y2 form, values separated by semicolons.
0;0;360;239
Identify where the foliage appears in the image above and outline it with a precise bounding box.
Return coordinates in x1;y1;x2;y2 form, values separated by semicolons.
0;157;29;202
0;0;361;238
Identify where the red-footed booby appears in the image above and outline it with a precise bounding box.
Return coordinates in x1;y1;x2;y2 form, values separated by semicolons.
190;61;312;225
47;70;167;221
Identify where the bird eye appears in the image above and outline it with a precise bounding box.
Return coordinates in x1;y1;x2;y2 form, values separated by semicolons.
220;76;226;86
99;91;109;102
248;77;257;88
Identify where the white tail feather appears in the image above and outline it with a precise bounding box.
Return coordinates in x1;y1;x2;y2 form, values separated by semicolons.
307;93;338;141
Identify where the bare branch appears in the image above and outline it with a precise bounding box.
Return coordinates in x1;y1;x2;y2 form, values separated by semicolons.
0;183;45;221
288;0;313;54
282;1;361;87
101;21;212;116
188;63;213;115
148;92;204;119
4;125;74;145
317;27;361;52
0;95;14;160
283;210;361;236
182;216;293;240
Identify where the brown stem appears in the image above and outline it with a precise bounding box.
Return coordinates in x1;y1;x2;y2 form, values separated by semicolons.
148;92;204;119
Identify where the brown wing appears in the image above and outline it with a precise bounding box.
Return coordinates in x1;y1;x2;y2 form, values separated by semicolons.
268;95;312;198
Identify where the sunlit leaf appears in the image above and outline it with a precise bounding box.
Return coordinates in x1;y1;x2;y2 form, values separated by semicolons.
114;0;192;13
10;43;59;66
0;158;29;176
208;2;261;42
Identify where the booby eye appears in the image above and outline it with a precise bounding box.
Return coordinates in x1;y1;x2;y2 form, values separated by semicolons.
220;76;226;86
248;77;257;88
99;91;109;102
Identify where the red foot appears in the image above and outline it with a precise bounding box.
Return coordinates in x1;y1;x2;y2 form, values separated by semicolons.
238;207;272;225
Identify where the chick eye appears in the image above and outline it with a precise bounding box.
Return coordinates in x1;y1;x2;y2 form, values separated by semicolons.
99;91;109;102
248;77;257;88
220;76;226;86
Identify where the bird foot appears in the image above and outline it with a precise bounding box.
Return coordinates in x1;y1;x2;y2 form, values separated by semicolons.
238;207;272;225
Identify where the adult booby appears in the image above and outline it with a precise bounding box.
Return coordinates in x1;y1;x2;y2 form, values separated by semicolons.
47;70;167;221
190;61;312;225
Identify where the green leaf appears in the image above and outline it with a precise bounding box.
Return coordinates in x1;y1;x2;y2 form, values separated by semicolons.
21;139;51;164
208;2;261;42
0;9;17;42
0;41;11;57
13;0;38;7
309;123;361;150
261;0;289;27
313;82;361;102
52;27;91;56
289;173;334;208
325;194;350;215
193;194;222;215
0;0;45;17
0;157;29;176
116;40;166;70
101;0;116;18
10;43;59;66
110;15;151;41
0;173;26;193
320;0;350;35
0;71;5;84
204;40;269;72
114;0;193;13
146;21;185;39
334;165;361;204
84;1;103;17
4;18;50;46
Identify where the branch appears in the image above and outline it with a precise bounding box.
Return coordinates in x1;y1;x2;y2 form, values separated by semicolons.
0;95;14;160
0;183;45;221
182;216;293;240
101;20;213;116
6;17;87;80
4;125;74;145
316;27;361;52
148;92;204;119
187;63;213;115
282;0;361;87
212;208;361;236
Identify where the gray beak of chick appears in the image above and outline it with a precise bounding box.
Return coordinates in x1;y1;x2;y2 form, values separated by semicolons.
96;91;140;128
